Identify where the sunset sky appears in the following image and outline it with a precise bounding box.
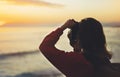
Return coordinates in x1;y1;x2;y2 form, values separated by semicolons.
0;0;120;26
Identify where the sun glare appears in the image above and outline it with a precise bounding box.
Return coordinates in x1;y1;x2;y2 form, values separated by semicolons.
0;21;6;26
0;0;120;24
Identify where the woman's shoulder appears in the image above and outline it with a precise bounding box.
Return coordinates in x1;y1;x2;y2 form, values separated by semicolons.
65;52;92;64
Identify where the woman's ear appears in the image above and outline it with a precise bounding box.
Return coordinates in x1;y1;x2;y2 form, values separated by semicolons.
73;40;81;52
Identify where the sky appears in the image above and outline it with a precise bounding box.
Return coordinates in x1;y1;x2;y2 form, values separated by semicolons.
0;0;120;26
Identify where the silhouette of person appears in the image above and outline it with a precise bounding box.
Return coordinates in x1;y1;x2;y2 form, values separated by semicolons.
75;18;120;77
39;17;120;77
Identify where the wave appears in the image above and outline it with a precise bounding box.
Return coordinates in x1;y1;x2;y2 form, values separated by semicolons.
0;50;40;59
13;69;64;77
2;68;64;77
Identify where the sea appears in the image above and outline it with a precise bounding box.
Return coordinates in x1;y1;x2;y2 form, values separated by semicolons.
0;26;120;77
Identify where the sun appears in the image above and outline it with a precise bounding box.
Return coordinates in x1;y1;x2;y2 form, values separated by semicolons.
0;21;6;26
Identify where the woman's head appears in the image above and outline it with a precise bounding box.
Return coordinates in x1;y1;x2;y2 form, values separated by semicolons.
68;18;112;66
68;18;111;57
79;18;106;51
68;18;106;49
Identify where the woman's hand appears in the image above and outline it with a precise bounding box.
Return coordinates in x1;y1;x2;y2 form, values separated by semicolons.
61;19;77;30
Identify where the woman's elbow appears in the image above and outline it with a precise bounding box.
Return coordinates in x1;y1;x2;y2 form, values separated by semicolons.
39;43;45;52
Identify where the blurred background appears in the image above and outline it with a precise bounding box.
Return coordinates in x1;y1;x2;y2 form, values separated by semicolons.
0;0;120;77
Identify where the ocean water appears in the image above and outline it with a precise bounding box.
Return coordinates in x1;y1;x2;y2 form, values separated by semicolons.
0;26;120;77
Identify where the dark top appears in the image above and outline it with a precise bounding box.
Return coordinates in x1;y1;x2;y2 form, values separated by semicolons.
39;28;94;77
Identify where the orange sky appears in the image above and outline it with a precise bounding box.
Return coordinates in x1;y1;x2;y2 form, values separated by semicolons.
0;0;120;26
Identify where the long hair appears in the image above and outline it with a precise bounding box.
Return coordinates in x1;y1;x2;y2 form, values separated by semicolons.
69;18;112;66
79;18;112;66
79;18;106;51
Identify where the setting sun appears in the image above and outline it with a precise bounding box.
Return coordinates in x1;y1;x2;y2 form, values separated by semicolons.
0;0;120;25
0;21;6;26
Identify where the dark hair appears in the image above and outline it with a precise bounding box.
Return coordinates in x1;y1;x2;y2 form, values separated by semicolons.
79;18;106;51
79;18;112;66
68;18;112;66
68;22;79;46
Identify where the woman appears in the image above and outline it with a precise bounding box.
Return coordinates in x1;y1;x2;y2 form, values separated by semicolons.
74;18;120;77
39;18;120;77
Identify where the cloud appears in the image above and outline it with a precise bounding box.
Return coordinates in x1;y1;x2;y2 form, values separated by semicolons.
6;0;64;8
